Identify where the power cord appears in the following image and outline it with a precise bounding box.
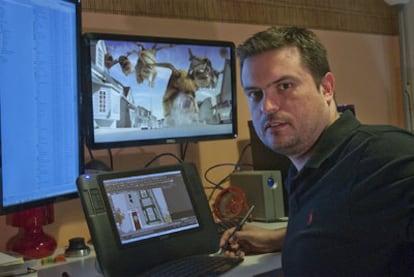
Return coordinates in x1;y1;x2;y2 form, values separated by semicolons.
204;142;253;201
144;152;184;168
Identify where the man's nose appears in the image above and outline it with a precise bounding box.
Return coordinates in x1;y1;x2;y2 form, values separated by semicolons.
260;91;280;114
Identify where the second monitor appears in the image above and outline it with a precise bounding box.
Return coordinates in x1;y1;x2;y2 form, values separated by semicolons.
81;33;238;149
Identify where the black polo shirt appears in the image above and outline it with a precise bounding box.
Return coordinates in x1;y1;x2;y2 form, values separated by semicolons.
282;111;414;276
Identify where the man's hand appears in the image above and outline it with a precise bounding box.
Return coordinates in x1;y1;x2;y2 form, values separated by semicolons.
219;224;286;257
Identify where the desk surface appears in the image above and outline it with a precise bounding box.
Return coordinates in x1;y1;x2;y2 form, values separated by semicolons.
36;221;286;276
224;252;283;277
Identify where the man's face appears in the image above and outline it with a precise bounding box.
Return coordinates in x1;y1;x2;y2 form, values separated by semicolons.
241;46;335;160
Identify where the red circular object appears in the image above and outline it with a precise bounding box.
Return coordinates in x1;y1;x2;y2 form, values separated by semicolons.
213;186;248;222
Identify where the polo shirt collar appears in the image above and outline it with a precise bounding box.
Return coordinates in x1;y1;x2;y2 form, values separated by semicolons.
304;110;361;169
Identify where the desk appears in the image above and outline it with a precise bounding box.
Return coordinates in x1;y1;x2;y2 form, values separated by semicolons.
36;255;101;277
36;221;286;276
224;252;283;277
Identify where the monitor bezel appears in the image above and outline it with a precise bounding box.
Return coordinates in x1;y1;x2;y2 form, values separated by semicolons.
0;0;84;215
81;32;238;150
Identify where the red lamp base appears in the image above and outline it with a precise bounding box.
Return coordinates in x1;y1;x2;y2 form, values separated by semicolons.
9;227;57;259
7;205;57;259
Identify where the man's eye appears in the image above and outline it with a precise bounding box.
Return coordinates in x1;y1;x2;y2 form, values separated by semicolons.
277;82;293;91
247;90;263;101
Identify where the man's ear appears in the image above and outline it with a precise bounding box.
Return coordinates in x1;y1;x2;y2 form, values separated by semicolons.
320;72;335;104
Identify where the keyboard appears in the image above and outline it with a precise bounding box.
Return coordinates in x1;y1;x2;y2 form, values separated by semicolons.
140;254;243;277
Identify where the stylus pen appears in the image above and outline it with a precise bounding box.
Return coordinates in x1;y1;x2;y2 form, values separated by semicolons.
217;204;255;255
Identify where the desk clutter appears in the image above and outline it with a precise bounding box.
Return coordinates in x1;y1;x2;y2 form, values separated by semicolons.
0;252;37;276
0;236;96;277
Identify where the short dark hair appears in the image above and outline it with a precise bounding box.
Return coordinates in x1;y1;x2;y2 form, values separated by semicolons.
237;26;331;86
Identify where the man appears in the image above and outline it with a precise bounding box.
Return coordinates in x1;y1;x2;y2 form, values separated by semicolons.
220;26;414;276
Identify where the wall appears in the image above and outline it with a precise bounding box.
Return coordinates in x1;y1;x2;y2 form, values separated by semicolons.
81;0;398;35
0;13;402;252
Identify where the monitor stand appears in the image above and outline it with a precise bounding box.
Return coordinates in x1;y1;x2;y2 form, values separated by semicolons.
7;204;57;258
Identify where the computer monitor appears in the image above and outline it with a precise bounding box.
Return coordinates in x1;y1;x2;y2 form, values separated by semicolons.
81;33;238;149
0;0;83;215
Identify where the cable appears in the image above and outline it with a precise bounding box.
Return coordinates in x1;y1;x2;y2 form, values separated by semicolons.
203;142;254;201
107;148;114;170
236;142;253;169
180;143;189;161
204;162;252;201
144;152;184;168
87;145;95;161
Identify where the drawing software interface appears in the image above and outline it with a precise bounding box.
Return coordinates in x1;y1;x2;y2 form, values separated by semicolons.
102;170;200;244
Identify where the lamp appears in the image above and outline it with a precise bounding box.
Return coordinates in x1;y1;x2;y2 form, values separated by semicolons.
7;204;57;258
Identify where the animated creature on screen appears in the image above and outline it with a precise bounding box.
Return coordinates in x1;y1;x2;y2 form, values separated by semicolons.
90;39;233;143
